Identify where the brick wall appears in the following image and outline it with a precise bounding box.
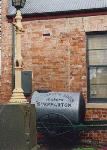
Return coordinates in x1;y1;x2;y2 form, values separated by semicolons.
1;0;107;144
80;108;107;146
0;0;1;99
21;18;87;97
21;16;107;144
0;0;12;102
21;15;107;99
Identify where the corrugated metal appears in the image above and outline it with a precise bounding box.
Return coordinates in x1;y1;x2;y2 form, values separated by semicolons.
8;0;107;16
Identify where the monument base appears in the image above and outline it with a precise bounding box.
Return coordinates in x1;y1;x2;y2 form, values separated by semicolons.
0;103;37;150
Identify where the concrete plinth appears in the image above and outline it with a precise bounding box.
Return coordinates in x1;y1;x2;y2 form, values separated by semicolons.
0;104;37;150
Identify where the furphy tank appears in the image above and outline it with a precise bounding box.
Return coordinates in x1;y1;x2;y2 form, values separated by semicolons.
31;92;86;124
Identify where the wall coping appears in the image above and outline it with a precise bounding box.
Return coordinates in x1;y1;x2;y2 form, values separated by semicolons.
86;103;107;109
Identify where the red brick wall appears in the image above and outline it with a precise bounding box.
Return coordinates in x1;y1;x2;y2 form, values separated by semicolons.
2;2;107;103
81;108;107;146
0;0;1;81
21;18;87;97
86;109;107;121
18;16;107;144
0;0;12;102
21;16;107;100
1;0;107;144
